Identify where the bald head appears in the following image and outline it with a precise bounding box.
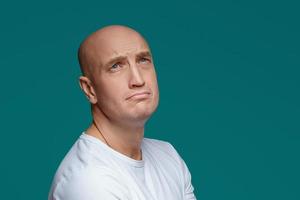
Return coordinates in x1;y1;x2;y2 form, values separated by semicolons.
78;25;149;79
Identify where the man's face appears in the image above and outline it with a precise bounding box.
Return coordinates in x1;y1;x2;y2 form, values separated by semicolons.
89;31;159;126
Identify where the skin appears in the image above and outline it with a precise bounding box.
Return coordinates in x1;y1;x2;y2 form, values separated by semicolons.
78;25;159;160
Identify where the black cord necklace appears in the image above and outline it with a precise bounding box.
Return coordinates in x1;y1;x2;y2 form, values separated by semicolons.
92;120;111;147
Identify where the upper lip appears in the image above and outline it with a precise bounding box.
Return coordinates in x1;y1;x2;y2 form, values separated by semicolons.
126;91;151;100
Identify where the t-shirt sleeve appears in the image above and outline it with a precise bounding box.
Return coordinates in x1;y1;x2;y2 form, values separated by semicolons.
49;167;131;200
180;156;197;200
167;142;197;200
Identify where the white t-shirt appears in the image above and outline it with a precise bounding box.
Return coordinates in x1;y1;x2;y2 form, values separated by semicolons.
48;132;196;200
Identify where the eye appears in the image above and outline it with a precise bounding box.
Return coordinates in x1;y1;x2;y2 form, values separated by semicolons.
138;57;151;64
110;62;122;72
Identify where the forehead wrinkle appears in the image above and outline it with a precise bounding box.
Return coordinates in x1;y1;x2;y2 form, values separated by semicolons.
78;25;151;77
109;40;150;57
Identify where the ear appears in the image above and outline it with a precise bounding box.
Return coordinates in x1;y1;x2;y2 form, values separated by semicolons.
79;76;97;104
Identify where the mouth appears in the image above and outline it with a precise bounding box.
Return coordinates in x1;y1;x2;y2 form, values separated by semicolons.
126;91;151;100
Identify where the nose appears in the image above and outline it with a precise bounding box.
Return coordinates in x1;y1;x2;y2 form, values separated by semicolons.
129;64;145;88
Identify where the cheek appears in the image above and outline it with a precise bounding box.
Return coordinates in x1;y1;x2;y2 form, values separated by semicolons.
144;73;159;108
97;82;126;106
149;73;159;98
145;69;158;87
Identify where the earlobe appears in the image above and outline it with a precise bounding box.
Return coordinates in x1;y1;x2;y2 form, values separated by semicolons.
78;76;97;104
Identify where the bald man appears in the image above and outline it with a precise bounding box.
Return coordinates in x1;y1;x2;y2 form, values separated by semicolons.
48;25;196;200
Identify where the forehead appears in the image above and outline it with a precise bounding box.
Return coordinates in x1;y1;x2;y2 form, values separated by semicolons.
93;32;150;65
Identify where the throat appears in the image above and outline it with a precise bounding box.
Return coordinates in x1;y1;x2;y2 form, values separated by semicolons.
86;119;144;160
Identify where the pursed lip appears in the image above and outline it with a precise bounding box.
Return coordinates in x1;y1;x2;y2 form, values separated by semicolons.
126;91;151;100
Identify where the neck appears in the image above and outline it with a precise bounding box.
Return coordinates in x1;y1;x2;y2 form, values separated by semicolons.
86;107;145;160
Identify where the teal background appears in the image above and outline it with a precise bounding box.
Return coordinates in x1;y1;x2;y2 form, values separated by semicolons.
0;0;299;199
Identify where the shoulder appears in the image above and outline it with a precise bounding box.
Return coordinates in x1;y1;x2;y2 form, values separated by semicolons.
143;138;183;166
143;138;179;155
143;138;196;198
49;165;131;200
143;138;173;150
49;134;132;200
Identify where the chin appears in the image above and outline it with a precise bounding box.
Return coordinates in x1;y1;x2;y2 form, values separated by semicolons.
125;97;159;124
134;109;153;120
130;104;156;122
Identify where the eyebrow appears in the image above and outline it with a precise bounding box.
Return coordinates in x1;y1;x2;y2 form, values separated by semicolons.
104;55;127;69
136;51;152;58
103;51;152;68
